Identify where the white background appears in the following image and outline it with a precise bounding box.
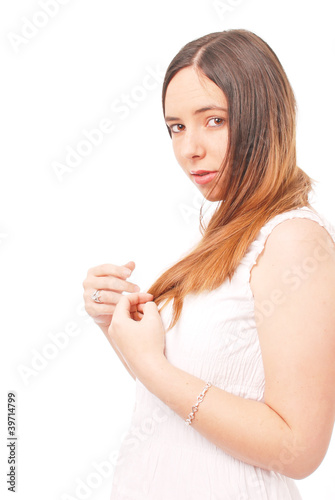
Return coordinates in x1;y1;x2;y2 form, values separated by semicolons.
1;0;334;499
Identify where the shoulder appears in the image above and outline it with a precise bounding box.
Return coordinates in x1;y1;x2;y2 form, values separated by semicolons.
265;215;333;243
255;215;335;269
251;215;335;300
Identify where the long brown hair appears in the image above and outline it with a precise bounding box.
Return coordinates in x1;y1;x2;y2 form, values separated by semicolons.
147;29;313;330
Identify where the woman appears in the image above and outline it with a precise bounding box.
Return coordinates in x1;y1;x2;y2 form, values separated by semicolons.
83;29;335;499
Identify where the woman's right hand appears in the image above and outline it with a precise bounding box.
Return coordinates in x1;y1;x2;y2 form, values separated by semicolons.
82;261;142;328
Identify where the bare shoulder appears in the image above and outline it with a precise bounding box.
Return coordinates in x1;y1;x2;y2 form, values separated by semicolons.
270;215;333;241
251;216;335;296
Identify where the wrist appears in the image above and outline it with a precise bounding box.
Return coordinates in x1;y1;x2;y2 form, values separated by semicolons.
133;354;170;387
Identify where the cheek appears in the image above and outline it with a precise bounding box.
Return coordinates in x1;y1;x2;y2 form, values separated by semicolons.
172;141;184;166
211;134;228;163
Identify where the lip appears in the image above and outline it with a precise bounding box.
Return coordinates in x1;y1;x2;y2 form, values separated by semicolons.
190;170;218;185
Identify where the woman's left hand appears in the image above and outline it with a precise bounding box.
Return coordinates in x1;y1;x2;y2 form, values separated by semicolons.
108;292;166;380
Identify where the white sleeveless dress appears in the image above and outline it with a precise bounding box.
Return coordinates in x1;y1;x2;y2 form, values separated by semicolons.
110;206;335;500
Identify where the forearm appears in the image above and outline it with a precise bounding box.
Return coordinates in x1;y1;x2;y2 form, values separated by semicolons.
99;324;136;380
138;357;304;477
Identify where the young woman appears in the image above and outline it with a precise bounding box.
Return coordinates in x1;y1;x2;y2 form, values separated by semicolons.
83;29;335;499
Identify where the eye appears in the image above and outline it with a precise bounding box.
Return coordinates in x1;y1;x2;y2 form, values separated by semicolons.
208;117;225;127
170;124;185;133
170;124;184;133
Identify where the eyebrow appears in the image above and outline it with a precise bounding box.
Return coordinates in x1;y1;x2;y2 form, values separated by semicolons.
164;106;228;122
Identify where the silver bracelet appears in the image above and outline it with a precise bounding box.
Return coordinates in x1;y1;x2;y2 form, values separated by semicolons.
185;382;212;426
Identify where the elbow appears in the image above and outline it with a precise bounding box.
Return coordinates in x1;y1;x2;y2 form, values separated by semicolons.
286;462;321;480
286;461;324;480
268;434;328;480
270;457;323;480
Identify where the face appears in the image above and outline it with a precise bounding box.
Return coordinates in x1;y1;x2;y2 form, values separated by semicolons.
164;66;229;202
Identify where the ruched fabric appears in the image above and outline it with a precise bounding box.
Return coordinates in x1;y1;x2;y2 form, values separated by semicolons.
110;207;335;500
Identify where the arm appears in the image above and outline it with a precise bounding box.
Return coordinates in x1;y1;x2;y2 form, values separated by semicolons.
109;219;335;479
250;218;335;477
99;323;136;380
136;356;298;474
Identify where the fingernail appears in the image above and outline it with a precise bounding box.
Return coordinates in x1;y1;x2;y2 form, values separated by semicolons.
134;285;141;292
123;268;132;278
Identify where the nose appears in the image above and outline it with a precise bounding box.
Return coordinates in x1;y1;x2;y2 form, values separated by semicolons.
180;129;205;160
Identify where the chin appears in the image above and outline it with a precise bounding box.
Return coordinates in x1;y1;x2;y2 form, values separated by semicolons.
201;189;222;203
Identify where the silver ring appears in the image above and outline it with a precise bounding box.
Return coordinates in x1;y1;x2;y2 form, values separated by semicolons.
91;289;102;303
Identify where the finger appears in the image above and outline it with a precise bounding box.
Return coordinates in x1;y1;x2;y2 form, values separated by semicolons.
114;293;154;320
85;300;139;321
142;301;159;316
84;289;118;305
123;261;136;273
84;288;142;306
141;302;163;325
85;302;117;316
84;289;139;311
130;309;144;321
124;293;154;307
133;311;144;321
137;303;145;314
87;262;135;280
87;276;140;294
144;301;157;308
